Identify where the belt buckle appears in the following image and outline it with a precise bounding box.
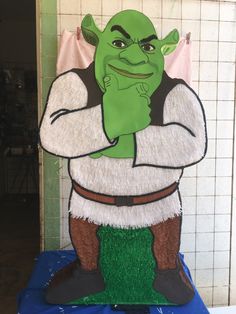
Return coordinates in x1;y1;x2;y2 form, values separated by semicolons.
115;196;133;207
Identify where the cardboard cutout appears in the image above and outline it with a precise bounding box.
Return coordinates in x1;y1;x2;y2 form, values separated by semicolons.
39;10;207;306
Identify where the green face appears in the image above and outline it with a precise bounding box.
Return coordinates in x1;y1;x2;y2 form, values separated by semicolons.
95;11;163;96
82;10;179;96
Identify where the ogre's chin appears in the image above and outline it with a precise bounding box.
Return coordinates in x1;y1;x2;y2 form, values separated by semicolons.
115;76;142;90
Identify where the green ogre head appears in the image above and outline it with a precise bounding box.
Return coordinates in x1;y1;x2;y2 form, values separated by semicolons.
82;10;179;96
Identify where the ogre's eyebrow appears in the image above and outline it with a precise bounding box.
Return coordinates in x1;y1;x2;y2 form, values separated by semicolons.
111;25;131;39
140;34;158;44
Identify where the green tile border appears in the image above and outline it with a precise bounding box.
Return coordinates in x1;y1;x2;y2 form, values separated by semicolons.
42;77;55;105
45;198;61;218
42;34;58;57
42;56;57;77
45;217;61;238
40;0;60;250
41;0;57;14
44;237;61;250
41;14;57;35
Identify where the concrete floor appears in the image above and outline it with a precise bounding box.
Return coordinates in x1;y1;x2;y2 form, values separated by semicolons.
0;194;40;314
209;306;236;313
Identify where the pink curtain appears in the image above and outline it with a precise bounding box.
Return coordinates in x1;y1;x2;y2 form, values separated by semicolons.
56;29;95;75
164;38;192;85
57;29;192;85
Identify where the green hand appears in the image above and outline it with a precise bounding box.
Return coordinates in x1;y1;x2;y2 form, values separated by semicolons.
102;74;151;140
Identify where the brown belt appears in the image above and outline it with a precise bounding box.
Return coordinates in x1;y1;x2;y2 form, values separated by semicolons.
72;181;178;207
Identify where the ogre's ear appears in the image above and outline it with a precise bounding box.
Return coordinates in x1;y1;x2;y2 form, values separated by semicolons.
160;29;179;56
81;14;102;46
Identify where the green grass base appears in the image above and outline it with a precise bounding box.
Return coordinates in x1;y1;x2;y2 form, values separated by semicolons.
69;226;173;305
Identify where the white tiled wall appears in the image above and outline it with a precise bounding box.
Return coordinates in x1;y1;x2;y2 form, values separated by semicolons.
57;0;236;307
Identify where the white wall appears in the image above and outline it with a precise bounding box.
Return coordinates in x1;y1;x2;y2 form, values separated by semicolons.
56;0;236;307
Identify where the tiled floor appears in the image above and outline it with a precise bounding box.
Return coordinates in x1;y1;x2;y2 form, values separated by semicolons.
0;194;40;314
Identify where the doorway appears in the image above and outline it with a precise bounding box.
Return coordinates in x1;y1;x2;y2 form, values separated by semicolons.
0;0;40;312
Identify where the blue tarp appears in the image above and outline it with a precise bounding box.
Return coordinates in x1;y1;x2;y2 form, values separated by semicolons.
18;250;209;314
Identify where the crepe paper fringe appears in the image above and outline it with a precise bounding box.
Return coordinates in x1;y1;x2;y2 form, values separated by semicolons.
69;226;173;305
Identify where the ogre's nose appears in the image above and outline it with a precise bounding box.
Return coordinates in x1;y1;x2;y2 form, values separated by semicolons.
119;44;148;65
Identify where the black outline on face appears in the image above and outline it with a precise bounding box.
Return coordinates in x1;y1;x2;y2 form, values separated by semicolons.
110;24;158;53
111;25;131;39
140;34;158;45
108;64;153;79
111;39;128;49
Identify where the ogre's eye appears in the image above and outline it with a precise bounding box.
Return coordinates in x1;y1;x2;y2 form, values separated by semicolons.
141;43;155;52
112;40;127;48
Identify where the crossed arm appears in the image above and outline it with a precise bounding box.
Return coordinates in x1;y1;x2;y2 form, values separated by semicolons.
40;72;207;168
39;72;115;158
134;84;207;168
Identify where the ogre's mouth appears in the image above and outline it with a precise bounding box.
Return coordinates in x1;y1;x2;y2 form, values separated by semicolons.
108;64;153;79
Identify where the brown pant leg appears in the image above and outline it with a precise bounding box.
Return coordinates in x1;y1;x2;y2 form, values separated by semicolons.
150;215;181;270
69;216;99;271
